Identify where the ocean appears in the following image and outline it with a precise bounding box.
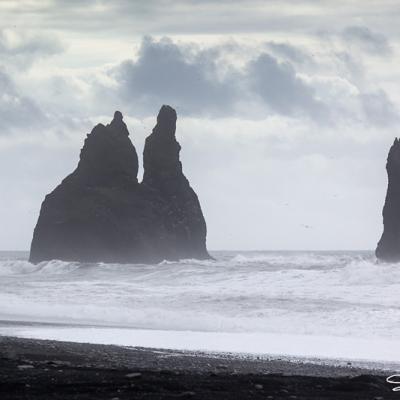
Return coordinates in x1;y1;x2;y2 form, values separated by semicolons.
1;250;399;367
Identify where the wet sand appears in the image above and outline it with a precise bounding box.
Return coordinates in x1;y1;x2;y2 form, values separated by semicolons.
0;335;397;399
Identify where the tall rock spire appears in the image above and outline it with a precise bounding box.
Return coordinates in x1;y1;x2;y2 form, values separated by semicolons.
142;105;209;260
376;138;400;261
143;105;181;190
77;111;139;185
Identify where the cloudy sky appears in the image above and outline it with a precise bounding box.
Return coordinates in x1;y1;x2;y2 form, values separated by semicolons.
0;0;399;251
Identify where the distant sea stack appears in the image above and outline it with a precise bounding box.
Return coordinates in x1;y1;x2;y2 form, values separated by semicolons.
29;106;210;264
376;138;400;262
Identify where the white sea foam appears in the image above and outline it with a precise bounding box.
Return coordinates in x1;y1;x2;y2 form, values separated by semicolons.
0;259;81;276
3;326;400;367
1;251;400;362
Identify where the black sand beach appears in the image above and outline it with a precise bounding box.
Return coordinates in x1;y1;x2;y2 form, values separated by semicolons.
0;336;397;399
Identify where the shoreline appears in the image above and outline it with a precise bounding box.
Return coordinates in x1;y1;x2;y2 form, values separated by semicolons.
0;335;398;399
1;321;400;370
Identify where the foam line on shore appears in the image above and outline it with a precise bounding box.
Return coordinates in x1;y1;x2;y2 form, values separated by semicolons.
1;325;400;370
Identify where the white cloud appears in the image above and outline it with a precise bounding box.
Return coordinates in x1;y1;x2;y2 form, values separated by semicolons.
0;2;399;251
342;26;392;56
0;29;64;69
0;69;47;134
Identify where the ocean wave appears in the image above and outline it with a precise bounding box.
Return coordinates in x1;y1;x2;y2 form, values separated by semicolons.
2;250;400;341
0;289;399;339
0;251;381;274
0;259;81;276
158;258;217;267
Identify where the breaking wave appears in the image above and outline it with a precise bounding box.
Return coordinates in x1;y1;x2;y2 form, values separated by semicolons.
1;250;400;341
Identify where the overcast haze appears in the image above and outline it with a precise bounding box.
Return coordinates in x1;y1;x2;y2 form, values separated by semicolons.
0;0;399;251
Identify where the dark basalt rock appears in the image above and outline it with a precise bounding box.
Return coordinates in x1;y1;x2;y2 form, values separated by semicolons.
376;138;400;262
29;106;209;264
142;105;208;260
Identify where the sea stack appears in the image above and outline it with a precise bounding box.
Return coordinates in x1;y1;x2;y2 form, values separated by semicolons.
376;138;400;262
29;106;210;264
142;106;208;260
